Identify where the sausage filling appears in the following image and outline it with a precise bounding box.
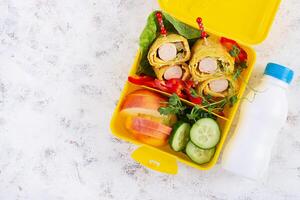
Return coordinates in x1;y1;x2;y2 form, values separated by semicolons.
157;42;185;61
208;79;229;93
163;65;183;80
198;57;218;74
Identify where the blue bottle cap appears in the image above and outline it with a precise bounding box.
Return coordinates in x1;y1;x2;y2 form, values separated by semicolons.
264;63;294;84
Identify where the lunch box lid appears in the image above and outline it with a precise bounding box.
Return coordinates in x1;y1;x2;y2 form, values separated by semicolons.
158;0;281;45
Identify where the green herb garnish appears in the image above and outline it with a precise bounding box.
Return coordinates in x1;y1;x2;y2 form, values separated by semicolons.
202;99;227;112
190;88;199;98
187;105;216;122
159;94;216;123
229;95;238;107
205;94;212;100
233;68;242;80
217;60;224;71
158;94;186;116
235;60;248;69
229;45;240;57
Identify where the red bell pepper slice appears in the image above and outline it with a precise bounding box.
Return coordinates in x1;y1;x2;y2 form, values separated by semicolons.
238;48;247;62
165;79;186;98
153;79;169;92
220;37;247;62
128;76;156;88
184;86;202;105
184;80;194;90
187;94;202;104
128;75;154;84
220;37;238;51
128;75;203;104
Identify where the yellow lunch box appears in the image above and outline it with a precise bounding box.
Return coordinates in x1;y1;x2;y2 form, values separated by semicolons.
110;0;281;174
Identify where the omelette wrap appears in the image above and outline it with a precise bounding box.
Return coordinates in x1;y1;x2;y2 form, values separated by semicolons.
153;63;190;81
147;34;191;68
197;76;238;100
189;36;235;82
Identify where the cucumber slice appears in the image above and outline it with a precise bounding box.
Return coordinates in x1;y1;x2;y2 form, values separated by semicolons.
190;118;220;149
186;141;215;164
169;122;191;151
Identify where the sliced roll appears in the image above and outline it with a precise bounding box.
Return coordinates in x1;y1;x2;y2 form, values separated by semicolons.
153;63;190;81
197;76;238;100
189;36;235;82
148;34;191;68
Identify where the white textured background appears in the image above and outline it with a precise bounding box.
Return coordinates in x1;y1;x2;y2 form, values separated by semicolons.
0;0;300;199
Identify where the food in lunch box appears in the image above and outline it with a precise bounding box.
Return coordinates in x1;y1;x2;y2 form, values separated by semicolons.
109;0;283;172
185;141;215;164
122;11;249;164
189;118;220;149
128;76;202;104
148;34;191;67
146;12;192;81
220;37;247;64
158;94;220;164
134;11;248;114
153;63;190;81
137;11;200;77
120;89;176;146
189;36;235;82
198;76;238;100
169;121;191;152
121;89;165;118
125;116;171;140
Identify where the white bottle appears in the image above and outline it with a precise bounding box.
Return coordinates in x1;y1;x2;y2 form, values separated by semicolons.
222;63;294;180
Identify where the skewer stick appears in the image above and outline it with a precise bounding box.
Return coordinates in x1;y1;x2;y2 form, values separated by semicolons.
196;17;208;45
156;11;167;37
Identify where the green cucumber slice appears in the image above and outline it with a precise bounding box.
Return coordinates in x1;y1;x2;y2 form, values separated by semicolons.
186;141;215;164
169;122;191;152
190;118;220;149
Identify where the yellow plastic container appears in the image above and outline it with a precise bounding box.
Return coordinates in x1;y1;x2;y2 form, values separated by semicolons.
110;0;281;174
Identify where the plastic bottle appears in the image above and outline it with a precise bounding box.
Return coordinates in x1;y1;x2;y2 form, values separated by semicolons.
222;63;294;179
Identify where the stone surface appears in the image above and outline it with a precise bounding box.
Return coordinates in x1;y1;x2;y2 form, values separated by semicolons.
0;0;300;199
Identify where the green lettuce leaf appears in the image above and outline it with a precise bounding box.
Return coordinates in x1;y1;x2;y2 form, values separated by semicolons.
137;12;157;76
139;12;157;53
162;12;200;39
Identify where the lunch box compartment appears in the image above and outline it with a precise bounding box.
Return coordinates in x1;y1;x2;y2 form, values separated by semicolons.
111;83;227;171
110;0;281;173
111;43;255;172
